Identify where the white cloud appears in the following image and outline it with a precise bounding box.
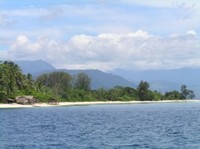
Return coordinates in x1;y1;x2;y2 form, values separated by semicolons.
1;1;200;71
8;35;41;58
16;35;29;44
3;30;200;71
186;30;197;36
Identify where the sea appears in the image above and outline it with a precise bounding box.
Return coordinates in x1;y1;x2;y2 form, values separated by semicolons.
0;102;200;149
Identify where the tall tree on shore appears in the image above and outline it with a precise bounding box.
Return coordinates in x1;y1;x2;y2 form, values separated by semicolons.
74;72;91;91
137;80;153;101
37;71;72;96
180;85;195;99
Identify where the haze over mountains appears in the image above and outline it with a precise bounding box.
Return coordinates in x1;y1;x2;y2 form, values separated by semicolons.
14;60;135;89
15;60;56;74
112;68;200;98
14;60;200;98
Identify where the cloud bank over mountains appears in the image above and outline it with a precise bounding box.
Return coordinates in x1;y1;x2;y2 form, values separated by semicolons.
1;30;199;71
0;0;200;71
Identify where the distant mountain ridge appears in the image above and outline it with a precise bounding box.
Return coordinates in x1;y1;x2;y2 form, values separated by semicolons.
61;69;136;89
15;60;136;89
112;68;200;85
14;60;200;97
14;60;56;74
112;68;200;98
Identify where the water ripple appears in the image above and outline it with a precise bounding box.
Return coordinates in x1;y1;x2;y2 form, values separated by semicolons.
0;103;200;148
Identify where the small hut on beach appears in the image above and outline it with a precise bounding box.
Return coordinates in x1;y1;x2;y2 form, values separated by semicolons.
15;97;28;104
2;98;15;103
48;97;59;105
15;96;37;105
25;96;37;104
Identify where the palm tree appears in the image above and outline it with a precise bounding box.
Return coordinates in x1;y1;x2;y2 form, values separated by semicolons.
1;61;24;95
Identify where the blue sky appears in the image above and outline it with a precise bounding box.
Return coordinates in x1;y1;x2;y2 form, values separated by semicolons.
1;0;200;70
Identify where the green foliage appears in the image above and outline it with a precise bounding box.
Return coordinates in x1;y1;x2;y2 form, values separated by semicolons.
37;71;72;97
180;85;195;99
137;81;153;101
74;72;91;91
91;86;139;101
153;90;164;101
92;88;108;101
29;90;53;103
0;61;37;100
62;89;96;102
0;61;196;102
0;61;54;102
164;91;181;100
164;85;195;100
0;91;6;103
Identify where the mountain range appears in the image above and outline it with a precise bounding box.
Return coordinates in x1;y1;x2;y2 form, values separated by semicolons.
14;60;136;89
112;68;200;98
14;60;200;98
15;60;56;74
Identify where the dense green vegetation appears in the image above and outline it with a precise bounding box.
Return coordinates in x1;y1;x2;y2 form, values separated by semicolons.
0;61;53;102
0;61;195;103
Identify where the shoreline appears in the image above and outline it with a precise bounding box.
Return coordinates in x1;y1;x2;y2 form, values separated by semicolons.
0;100;199;109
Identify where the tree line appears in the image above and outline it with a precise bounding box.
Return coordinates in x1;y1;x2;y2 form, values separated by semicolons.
0;61;195;103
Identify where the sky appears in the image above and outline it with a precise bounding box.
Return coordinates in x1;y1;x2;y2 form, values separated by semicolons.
0;0;200;71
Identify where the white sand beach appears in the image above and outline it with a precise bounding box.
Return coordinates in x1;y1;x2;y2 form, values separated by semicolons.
0;100;199;109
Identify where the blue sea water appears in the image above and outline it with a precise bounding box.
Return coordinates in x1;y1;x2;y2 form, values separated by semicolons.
0;102;200;149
